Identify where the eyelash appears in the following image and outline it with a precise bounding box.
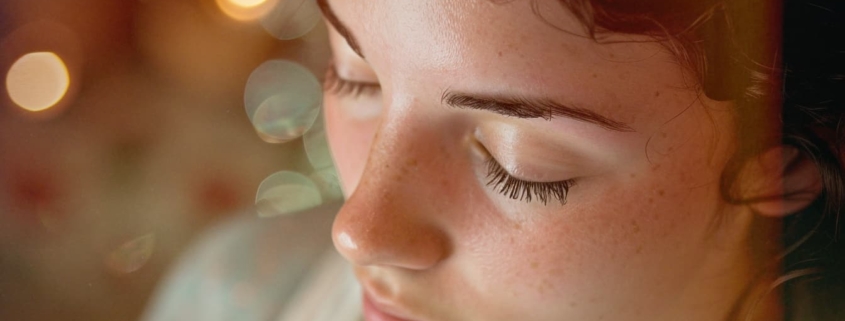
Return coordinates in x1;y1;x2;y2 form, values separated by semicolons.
323;64;381;98
485;157;575;205
324;62;573;205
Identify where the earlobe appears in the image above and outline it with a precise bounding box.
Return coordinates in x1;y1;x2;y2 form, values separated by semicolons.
738;145;824;217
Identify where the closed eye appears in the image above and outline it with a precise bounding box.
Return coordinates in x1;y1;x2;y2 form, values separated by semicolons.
324;64;381;98
485;155;575;205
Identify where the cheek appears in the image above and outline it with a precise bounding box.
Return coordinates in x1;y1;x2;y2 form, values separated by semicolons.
462;164;726;317
324;95;379;195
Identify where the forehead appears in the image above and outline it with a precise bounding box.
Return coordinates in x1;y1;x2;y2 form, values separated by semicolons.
339;0;587;67
331;0;695;126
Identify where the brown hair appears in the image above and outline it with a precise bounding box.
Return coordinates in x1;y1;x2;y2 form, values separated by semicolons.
549;0;845;319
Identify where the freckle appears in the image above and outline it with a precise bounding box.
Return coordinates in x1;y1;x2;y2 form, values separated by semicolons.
636;245;643;254
667;147;674;152
591;73;597;78
608;52;616;58
570;301;577;307
629;173;636;178
543;279;553;292
654;91;661;97
631;220;640;233
661;132;668;138
531;262;539;269
648;197;654;204
658;190;665;196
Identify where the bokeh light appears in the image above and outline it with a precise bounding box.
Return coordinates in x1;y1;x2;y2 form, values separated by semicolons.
309;166;343;201
303;111;333;170
5;52;71;112
137;1;275;97
245;60;321;143
255;171;322;217
104;233;156;275
0;21;82;119
259;0;322;40
216;0;277;21
232;0;267;7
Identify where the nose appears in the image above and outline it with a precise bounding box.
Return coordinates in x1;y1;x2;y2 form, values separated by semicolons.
332;122;451;270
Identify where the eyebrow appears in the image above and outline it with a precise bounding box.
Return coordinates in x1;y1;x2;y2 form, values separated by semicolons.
316;0;365;58
441;91;634;132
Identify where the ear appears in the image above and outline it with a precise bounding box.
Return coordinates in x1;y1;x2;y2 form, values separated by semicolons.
737;145;823;217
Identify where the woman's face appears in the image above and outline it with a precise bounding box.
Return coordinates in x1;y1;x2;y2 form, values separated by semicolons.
322;0;755;320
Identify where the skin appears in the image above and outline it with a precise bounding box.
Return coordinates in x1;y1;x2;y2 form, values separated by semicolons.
321;0;777;320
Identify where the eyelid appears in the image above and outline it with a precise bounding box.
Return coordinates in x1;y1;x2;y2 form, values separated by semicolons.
473;140;575;205
475;124;590;181
332;58;378;83
484;155;575;205
324;64;381;97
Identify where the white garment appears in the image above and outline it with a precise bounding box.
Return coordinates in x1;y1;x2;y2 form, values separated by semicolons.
140;203;362;321
275;249;362;321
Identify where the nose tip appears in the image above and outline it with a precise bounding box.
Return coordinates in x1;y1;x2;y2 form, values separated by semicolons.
331;199;450;270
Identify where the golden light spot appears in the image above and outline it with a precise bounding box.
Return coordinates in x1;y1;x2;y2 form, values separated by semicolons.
216;0;275;21
6;52;70;112
230;0;267;8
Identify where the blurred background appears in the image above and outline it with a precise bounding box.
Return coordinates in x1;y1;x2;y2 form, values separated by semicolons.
0;0;336;320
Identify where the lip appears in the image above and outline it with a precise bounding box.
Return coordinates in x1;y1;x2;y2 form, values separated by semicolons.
362;291;418;321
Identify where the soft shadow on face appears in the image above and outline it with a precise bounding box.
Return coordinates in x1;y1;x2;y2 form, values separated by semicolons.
321;0;762;320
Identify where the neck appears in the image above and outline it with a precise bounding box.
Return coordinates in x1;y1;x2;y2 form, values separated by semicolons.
733;214;786;321
669;213;785;321
730;271;784;321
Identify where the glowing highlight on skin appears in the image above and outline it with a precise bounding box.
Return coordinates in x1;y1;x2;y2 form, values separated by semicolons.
337;232;358;250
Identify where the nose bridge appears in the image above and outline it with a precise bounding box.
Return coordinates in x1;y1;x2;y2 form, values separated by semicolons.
332;109;452;270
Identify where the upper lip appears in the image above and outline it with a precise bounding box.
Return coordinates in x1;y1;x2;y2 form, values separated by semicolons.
364;285;423;321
